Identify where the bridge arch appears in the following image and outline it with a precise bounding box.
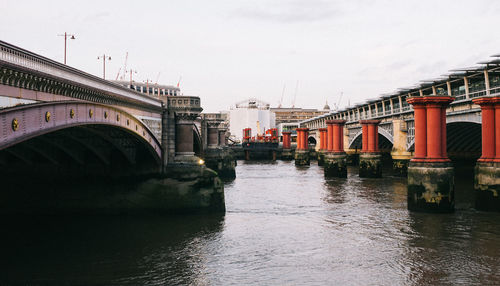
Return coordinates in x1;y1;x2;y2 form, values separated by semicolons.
406;120;481;157
0;101;162;177
348;128;394;151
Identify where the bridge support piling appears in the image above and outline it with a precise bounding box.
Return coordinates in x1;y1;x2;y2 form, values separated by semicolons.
295;128;310;165
391;119;412;176
203;121;236;179
407;96;455;213
317;128;327;166
473;96;500;211
324;120;347;177
359;120;382;178
281;131;293;160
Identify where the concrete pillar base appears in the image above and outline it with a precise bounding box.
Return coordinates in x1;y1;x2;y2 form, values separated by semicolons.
393;159;410;176
359;153;382;178
174;154;201;165
324;153;347;178
475;161;500;212
407;161;454;213
204;148;236;179
281;149;294;160
294;150;310;166
317;151;326;166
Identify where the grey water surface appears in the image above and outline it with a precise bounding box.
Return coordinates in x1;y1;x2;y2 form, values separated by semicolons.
1;160;499;285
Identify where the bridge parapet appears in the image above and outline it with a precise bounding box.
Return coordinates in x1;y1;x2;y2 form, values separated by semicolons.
0;41;161;112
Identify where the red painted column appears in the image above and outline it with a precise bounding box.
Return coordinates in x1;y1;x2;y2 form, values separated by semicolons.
368;124;376;152
496;102;500;161
361;124;368;152
319;128;327;151
326;121;334;152
407;96;453;162
332;124;340;151
360;120;380;153
407;99;427;160
296;129;302;150
282;131;291;149
336;121;346;152
296;128;309;150
426;103;442;159
302;128;309;150
472;97;497;161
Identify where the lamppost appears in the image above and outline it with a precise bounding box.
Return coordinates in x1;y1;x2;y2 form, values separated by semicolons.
57;32;76;65
97;54;111;80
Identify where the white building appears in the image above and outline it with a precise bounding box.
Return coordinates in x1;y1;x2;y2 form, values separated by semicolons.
229;98;276;142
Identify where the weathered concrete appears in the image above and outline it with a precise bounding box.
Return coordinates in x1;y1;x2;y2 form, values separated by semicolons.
359;153;382;178
393;159;410;176
324;153;347;178
0;165;224;214
475;161;500;212
294;150;310;166
281;148;294;160
317;151;326;166
407;161;454;213
391;119;412;176
204;147;236;179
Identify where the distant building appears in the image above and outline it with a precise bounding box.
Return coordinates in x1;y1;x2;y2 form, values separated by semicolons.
271;106;330;126
229;98;276;142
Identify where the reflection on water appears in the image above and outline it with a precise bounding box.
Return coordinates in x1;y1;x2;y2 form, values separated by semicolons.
1;160;499;285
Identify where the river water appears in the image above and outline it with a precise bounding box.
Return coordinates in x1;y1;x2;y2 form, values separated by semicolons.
1;160;499;285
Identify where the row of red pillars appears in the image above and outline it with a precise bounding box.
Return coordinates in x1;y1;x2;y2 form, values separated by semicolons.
473;96;500;162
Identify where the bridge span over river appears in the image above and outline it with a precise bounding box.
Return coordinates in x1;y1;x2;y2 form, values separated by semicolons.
286;56;500;213
0;40;233;213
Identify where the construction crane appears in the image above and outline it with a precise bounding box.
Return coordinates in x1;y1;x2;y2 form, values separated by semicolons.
278;83;286;108
120;52;128;80
155;72;161;84
177;76;182;88
334;91;343;111
115;67;121;80
291;80;299;108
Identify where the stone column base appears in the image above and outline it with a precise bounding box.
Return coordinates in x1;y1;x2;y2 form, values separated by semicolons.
393;159;410;176
294;150;310;166
204;148;236;179
407;161;454;213
324;153;347;178
281;149;294;160
475;161;500;212
317;151;326;166
359;153;382;178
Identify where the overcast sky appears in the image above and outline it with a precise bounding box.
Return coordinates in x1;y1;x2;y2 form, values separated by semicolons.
1;0;500;112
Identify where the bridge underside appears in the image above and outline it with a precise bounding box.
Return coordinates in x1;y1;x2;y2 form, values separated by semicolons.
0;124;161;180
0;125;164;213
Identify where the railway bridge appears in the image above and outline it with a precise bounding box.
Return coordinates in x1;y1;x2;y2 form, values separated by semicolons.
296;57;500;213
0;40;230;213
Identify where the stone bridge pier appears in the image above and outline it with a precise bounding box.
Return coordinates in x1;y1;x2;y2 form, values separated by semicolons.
324;120;347;177
295;128;310;165
317;128;327;166
281;131;293;160
202;118;236;179
407;96;455;213
359;120;382;178
473;96;500;211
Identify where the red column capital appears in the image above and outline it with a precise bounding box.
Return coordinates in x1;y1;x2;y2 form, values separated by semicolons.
473;96;500;162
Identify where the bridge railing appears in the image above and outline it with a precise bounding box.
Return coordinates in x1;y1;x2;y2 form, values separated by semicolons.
0;41;161;109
